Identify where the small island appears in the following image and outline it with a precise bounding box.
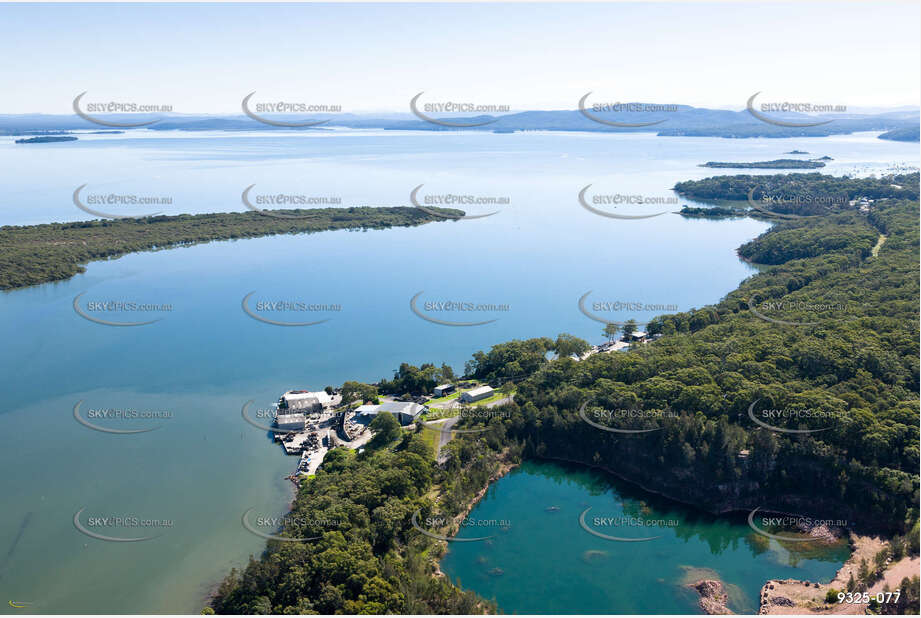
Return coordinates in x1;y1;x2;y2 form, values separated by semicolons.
700;159;825;169
784;150;809;154
14;135;79;144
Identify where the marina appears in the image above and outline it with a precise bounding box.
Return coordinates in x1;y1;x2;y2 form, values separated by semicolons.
269;390;341;478
270;389;377;480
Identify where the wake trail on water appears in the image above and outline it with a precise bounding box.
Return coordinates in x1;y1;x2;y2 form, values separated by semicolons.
0;511;33;581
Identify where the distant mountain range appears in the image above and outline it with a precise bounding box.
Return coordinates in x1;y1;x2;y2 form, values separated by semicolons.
2;104;918;140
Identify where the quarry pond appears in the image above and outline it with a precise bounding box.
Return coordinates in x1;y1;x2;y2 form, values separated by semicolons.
440;460;851;614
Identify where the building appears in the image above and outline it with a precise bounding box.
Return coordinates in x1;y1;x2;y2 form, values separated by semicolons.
377;401;425;425
290;396;322;414
353;404;380;418
459;385;494;404
275;413;307;431
626;331;647;343
279;390;333;414
433;384;456;397
354;401;425;425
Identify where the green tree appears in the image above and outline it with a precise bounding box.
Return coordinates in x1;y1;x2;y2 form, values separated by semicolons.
622;319;637;340
369;412;402;448
439;363;456;383
604;322;620;342
554;333;590;359
341;380;379;405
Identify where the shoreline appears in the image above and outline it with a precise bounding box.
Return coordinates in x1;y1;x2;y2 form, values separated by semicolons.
0;206;461;290
758;533;916;615
432;453;520;580
535;455;887;615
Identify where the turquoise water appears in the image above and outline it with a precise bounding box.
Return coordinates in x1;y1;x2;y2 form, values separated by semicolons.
440;461;851;614
0;130;912;613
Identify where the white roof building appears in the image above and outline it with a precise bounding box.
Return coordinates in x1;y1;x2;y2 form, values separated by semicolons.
377;401;426;425
275;413;307;430
282;390;333;407
353;402;425;425
459;386;494;403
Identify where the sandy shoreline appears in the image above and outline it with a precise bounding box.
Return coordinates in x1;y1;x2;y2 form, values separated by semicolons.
759;533;916;615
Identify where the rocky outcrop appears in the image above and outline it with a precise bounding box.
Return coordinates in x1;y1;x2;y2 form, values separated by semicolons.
689;579;733;614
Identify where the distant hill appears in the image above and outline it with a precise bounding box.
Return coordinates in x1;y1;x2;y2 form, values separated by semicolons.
879;125;920;142
2;105;918;139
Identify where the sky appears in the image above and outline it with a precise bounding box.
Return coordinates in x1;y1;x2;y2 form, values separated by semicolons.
0;2;918;114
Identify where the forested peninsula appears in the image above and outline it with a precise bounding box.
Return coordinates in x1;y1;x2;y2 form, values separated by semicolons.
0;207;461;290
211;173;919;614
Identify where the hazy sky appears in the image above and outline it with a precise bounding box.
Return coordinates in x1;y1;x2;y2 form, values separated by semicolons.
1;2;918;114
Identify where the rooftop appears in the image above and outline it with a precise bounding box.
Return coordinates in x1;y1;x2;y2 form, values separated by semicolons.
276;413;307;425
283;390;333;406
378;401;424;415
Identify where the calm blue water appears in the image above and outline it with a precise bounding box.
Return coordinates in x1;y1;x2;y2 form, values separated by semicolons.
441;461;851;615
0;130;914;613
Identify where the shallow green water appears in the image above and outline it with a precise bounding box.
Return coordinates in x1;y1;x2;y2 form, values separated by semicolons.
440;461;850;614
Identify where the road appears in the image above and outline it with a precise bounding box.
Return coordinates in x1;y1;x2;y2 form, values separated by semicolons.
422;416;458;463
